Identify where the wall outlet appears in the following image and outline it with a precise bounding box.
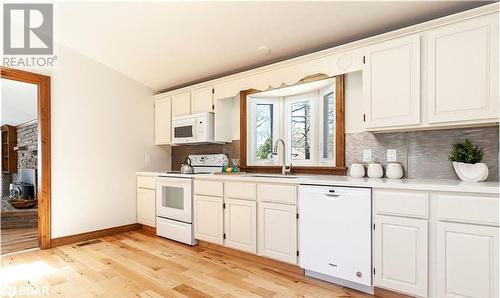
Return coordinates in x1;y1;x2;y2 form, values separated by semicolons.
387;149;397;162
362;149;372;162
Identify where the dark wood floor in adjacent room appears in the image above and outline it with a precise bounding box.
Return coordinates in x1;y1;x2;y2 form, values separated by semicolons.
0;227;38;255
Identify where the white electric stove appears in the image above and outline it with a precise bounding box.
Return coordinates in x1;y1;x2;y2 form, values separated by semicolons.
155;154;227;245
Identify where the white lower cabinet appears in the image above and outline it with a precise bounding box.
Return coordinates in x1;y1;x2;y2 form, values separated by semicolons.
137;179;156;228
258;202;297;264
193;195;224;245
437;222;499;298
224;198;257;254
374;215;428;297
137;188;156;227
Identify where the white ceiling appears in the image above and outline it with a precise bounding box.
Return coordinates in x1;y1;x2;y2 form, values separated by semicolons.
54;1;493;92
1;79;38;126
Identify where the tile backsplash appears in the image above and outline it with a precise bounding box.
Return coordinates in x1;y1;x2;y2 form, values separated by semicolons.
345;126;499;181
171;141;240;171
170;126;498;181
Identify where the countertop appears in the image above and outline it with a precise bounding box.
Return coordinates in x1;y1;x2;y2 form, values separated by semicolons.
136;171;499;195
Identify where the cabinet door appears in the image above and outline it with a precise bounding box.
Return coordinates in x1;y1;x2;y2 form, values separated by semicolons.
155;96;171;145
437;222;498;298
427;14;499;124
224;198;257;253
137;188;156;227
191;86;214;114
374;215;428;297
171;92;191;117
193;195;224;245
363;34;421;129
258;202;297;264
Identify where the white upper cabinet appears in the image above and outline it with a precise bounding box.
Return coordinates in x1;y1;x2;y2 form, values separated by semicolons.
155;96;171;145
191;86;214;114
437;222;498;298
426;14;499;124
363;34;421;129
171;92;191;117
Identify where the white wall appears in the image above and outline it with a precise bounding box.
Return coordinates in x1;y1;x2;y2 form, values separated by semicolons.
46;45;171;238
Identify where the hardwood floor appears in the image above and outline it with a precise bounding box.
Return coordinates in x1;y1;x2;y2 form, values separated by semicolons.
0;230;379;297
0;228;38;255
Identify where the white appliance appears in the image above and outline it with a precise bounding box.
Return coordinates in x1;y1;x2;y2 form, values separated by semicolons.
156;154;227;245
171;112;215;144
299;185;372;294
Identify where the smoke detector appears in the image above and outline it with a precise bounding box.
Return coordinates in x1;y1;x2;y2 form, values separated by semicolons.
258;46;271;55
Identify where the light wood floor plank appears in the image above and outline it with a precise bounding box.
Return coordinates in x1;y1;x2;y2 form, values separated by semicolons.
0;230;379;297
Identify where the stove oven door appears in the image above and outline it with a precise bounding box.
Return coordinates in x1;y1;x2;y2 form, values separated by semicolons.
156;177;192;223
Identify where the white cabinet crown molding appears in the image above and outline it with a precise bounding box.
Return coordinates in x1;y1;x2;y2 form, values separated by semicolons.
153;3;499;100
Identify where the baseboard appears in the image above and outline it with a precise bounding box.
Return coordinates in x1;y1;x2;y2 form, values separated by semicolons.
51;223;141;247
374;287;414;298
198;240;304;275
140;225;156;235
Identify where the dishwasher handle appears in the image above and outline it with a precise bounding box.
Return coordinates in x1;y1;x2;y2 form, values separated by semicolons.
324;193;341;198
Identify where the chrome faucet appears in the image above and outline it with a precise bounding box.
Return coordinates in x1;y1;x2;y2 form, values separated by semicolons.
272;139;292;175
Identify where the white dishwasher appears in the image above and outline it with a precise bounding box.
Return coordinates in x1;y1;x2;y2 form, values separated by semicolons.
299;185;372;293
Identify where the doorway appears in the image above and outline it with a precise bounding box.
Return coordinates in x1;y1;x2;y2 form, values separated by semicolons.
1;67;51;254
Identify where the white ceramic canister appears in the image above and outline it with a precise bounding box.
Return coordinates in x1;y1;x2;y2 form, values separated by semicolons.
350;163;365;178
386;162;404;179
367;162;383;178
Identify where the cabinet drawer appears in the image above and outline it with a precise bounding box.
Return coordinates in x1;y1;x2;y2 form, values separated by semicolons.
437;194;499;226
194;180;223;197
257;183;297;204
225;182;256;200
375;189;429;219
137;176;156;189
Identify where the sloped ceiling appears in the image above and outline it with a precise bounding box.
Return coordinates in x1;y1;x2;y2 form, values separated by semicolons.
54;1;494;92
1;79;38;126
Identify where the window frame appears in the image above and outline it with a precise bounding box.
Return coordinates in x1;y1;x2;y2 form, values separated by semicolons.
284;92;317;166
318;85;336;165
247;97;280;166
240;74;345;175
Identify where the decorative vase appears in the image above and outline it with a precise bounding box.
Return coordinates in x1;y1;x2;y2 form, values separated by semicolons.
367;162;383;178
349;163;365;178
386;162;404;179
452;162;489;182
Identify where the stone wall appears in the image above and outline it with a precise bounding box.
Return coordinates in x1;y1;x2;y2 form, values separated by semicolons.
16;122;38;170
1;122;38;198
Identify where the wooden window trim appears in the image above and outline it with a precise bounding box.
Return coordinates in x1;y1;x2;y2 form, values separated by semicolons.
240;75;346;175
1;67;52;249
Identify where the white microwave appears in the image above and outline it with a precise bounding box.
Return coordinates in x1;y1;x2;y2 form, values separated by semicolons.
171;112;215;144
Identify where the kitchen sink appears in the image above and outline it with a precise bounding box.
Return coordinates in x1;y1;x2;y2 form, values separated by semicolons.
247;174;299;179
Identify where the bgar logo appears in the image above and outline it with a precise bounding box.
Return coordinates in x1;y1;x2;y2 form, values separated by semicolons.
3;3;56;67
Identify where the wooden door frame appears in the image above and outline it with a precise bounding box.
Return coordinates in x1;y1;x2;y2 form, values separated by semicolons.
1;67;51;249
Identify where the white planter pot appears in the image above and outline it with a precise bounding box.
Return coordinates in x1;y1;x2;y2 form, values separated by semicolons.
452;162;489;182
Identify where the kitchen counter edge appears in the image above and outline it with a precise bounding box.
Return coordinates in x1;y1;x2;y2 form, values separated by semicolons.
193;174;500;195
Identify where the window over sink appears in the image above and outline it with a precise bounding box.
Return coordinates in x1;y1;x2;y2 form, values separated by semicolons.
241;75;345;174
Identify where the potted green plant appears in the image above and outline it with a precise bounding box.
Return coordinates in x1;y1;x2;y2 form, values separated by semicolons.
448;140;488;182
